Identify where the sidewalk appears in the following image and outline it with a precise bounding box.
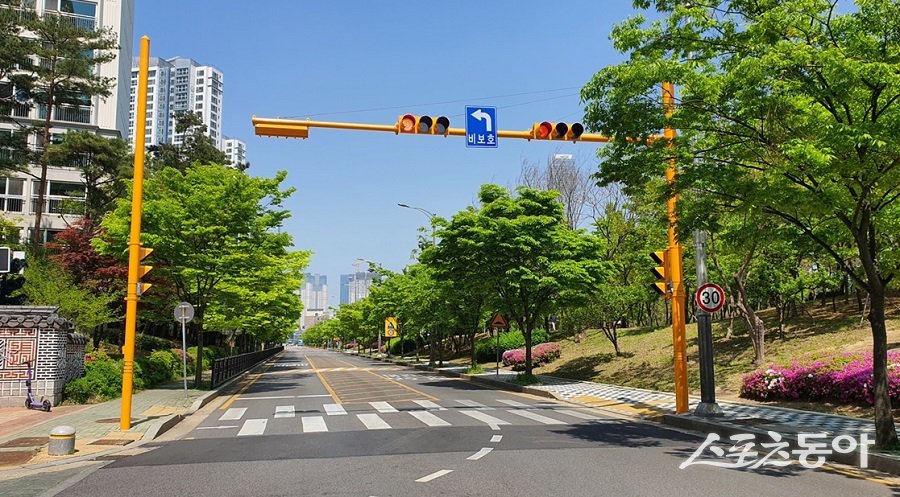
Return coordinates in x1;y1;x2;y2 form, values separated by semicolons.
362;352;900;476
0;382;211;470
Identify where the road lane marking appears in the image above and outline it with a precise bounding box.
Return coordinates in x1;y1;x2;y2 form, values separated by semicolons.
219;358;279;410
370;401;398;413
506;409;568;425
490;435;502;443
467;447;493;460
302;416;328;432
456;399;493;410
305;354;342;404
196;425;238;430
274;405;295;418
409;411;451;427
496;399;529;408
554;408;602;420
459;409;509;429
324;403;347;415
413;400;446;411
364;369;437;401
219;408;246;421
415;469;453;483
357;413;391;430
234;394;332;401
237;419;267;436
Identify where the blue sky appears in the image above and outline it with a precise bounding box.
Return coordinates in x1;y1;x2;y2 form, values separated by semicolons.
134;1;641;303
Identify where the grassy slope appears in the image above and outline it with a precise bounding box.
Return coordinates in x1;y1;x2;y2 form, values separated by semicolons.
532;296;900;417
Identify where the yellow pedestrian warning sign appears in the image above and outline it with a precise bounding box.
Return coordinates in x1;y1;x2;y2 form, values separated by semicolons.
489;313;508;330
384;316;398;337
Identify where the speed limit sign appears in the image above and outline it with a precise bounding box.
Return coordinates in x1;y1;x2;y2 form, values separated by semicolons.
695;283;725;313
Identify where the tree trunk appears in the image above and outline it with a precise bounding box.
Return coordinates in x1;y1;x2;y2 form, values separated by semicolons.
523;322;533;375
869;286;897;448
32;88;55;251
469;330;477;366
194;313;204;387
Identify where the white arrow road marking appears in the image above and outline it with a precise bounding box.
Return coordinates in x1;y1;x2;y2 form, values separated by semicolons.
467;447;493;461
470;109;493;132
415;469;453;483
219;408;246;421
237;419;267;436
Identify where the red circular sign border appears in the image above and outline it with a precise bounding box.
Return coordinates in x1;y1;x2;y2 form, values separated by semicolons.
695;283;725;313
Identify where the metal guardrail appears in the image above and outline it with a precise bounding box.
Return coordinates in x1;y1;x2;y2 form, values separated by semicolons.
210;346;283;388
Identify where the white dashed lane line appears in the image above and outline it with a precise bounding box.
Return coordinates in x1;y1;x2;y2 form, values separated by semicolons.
415;469;453;483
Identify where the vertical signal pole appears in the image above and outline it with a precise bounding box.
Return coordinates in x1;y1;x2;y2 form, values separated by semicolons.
120;36;150;431
663;82;689;414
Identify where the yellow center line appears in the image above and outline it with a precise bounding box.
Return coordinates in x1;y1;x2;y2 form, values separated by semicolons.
363;369;437;401
306;354;343;404
219;359;278;411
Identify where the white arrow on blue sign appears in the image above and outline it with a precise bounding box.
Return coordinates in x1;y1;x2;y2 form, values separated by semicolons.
465;106;498;148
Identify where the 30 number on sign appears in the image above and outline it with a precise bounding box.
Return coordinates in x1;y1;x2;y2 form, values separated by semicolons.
695;283;725;313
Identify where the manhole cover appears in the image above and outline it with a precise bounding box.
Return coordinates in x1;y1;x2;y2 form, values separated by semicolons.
0;450;35;466
89;439;134;446
96;418;136;424
0;437;47;448
729;417;774;426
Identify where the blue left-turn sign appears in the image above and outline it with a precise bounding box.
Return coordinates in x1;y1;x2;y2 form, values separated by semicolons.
465;106;498;148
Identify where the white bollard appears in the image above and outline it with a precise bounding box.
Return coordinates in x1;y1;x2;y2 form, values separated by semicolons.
48;425;76;456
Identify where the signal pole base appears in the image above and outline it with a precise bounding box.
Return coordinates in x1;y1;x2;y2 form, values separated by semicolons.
693;402;725;417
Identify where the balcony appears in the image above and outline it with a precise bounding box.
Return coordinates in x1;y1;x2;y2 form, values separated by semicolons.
37;104;91;124
31;196;83;215
0;103;30;118
42;11;95;31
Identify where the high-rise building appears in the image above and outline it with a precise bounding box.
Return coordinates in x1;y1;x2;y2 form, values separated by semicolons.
339;274;351;305
222;137;246;168
127;57;224;150
300;273;328;330
349;272;378;304
0;0;135;243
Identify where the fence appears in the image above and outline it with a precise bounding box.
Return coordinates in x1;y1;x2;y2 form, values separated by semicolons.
210;346;283;388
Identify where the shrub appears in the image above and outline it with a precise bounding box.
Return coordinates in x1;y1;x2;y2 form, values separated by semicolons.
502;342;561;371
138;350;182;387
64;351;122;403
389;338;417;355
740;351;900;406
136;334;173;352
475;329;551;363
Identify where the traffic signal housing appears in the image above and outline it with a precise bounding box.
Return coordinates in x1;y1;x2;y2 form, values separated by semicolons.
398;115;451;136
650;250;670;298
531;121;585;141
137;246;153;296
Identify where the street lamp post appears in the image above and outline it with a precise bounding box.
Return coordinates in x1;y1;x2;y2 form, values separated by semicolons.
398;203;438;365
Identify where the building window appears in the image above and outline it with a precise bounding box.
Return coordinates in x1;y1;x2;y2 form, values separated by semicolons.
195;95;203;101
195;103;202;110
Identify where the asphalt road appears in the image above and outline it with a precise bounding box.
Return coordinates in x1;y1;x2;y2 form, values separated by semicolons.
53;348;893;497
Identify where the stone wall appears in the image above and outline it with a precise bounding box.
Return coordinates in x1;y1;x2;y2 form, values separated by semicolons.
0;306;82;407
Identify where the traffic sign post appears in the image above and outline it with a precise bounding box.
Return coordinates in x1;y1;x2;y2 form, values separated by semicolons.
465;106;497;148
489;313;509;376
174;302;195;393
692;231;723;416
384;317;398;358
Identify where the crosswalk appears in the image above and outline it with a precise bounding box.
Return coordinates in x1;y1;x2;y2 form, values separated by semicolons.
207;398;604;437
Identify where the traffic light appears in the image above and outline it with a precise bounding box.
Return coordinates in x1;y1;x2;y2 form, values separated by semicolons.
398;115;451;136
137;246;153;296
650;250;670;298
531;121;585;141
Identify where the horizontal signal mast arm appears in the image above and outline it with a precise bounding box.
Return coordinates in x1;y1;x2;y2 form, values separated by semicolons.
251;116;620;143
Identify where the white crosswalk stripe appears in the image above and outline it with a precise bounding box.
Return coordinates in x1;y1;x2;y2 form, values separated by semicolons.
409;410;451;427
554;408;602;420
370;401;398;413
237;419;267;436
456;399;493;410
358;413;392;430
506;409;568;425
496;399;529;408
459;409;510;427
302;416;328;432
274;405;295;418
219;408;246;421
413;400;446;411
324;403;347;415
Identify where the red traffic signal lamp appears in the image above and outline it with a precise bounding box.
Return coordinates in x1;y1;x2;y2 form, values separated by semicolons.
531;122;585;141
398;115;451;136
650;250;670;298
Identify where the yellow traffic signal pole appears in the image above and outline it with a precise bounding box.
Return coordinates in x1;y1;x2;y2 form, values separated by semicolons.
120;36;150;431
663;81;689;414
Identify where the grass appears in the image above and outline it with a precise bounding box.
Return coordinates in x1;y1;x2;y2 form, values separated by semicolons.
530;296;900;419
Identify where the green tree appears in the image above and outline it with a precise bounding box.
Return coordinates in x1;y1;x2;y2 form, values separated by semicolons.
98;165;301;386
581;0;900;446
14;13;118;249
47;131;131;221
432;185;607;375
147;111;228;172
0;6;34;175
